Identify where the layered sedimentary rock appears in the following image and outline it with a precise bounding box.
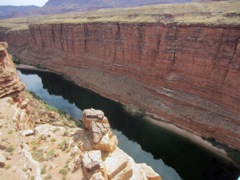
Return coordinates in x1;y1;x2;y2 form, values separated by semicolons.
0;47;160;179
81;108;161;180
0;41;25;99
0;42;32;132
2;23;240;149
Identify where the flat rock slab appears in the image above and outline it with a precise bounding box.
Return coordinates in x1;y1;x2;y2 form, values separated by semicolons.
21;129;35;136
35;124;64;134
105;148;129;179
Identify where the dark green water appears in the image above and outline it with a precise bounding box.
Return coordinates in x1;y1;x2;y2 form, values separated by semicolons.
18;69;240;180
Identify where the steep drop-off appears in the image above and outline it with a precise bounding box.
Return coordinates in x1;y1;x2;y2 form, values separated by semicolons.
2;23;240;150
0;43;160;179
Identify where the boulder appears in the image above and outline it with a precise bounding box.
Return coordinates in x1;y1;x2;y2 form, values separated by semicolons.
83;108;108;129
83;108;118;153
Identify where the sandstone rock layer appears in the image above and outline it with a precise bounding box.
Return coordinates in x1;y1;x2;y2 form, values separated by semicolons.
0;52;161;179
1;23;240;149
81;108;161;180
0;42;25;98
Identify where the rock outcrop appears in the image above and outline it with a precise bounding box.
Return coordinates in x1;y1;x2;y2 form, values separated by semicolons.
81;108;161;180
0;42;25;99
83;109;118;153
0;95;161;179
9;23;240;149
0;48;161;179
0;41;32;131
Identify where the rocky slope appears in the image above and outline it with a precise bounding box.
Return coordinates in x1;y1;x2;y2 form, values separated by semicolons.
0;43;161;179
6;22;238;151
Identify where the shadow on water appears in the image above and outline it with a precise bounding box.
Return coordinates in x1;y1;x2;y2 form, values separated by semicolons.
18;69;240;180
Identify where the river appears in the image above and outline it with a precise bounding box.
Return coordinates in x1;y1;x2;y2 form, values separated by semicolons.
18;69;240;180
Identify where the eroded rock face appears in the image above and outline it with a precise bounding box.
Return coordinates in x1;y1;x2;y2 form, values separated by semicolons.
2;23;240;149
0;42;25;99
83;108;118;153
0;42;31;131
0;47;160;179
81;108;161;180
0;42;34;134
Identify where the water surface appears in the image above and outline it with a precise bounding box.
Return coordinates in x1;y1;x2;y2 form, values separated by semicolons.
18;69;240;180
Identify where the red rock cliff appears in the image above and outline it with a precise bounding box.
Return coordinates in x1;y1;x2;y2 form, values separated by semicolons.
0;42;25;99
3;23;240;149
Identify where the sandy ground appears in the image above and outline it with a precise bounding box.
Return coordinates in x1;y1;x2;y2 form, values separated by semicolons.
16;64;50;72
143;115;233;162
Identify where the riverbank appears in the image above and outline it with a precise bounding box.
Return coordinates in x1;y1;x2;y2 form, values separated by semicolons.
144;115;234;162
1;90;162;179
17;64;240;167
16;64;50;72
144;115;240;168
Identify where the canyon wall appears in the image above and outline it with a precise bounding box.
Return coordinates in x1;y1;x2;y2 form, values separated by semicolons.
0;42;25;99
1;23;240;149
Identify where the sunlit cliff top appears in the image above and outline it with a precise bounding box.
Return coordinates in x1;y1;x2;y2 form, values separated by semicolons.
0;0;239;31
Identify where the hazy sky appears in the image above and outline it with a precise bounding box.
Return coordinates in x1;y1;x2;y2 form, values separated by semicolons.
0;0;48;7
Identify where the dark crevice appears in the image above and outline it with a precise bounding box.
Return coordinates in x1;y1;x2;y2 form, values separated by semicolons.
83;24;88;51
224;37;240;82
30;27;37;45
172;25;179;63
59;24;64;51
231;37;240;62
138;26;144;62
38;26;45;52
116;23;121;40
52;25;55;44
210;29;224;76
214;29;224;61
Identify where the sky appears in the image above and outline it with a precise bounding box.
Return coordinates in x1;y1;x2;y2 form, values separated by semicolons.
0;0;48;7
